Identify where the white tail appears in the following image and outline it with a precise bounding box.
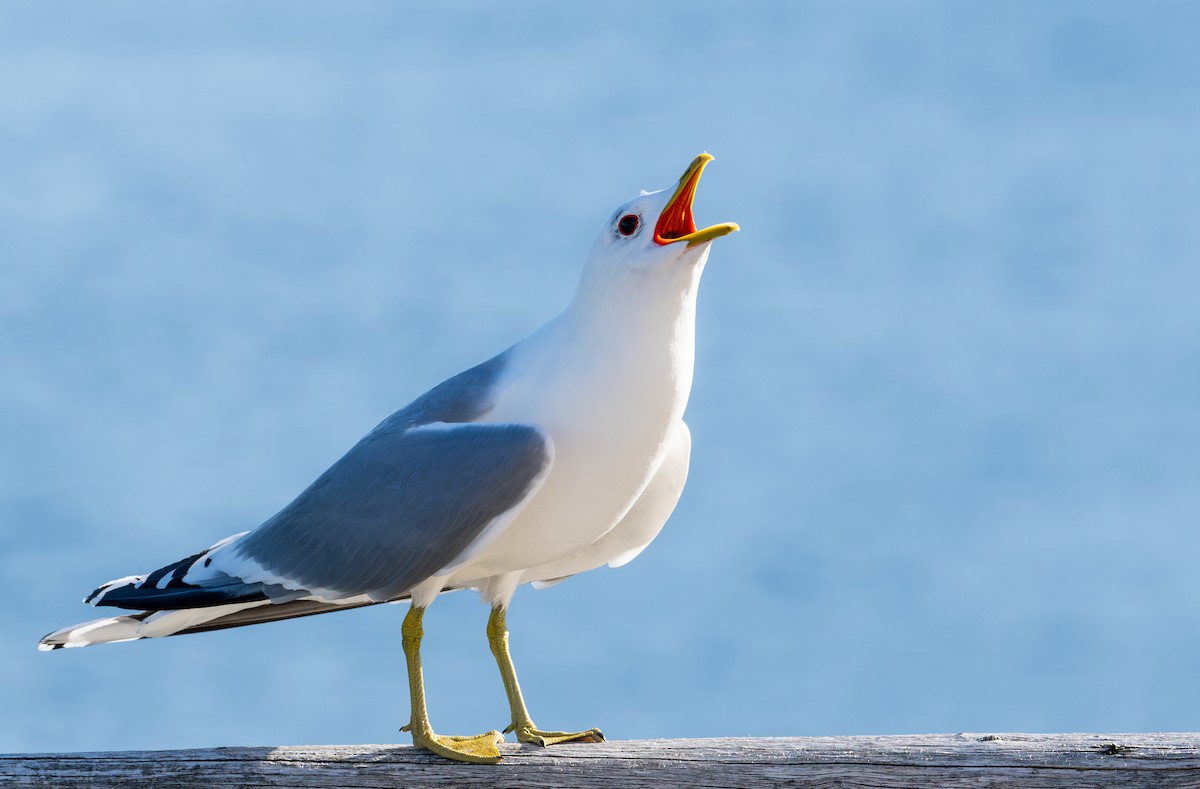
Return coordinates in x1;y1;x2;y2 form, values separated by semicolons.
38;602;273;650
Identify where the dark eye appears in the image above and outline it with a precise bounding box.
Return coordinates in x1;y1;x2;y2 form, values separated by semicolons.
617;214;640;236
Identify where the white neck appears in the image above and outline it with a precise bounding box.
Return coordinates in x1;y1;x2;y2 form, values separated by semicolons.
561;248;709;422
581;244;704;330
496;247;709;435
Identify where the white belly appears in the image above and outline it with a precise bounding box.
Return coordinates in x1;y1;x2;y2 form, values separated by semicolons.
518;419;691;586
449;317;692;580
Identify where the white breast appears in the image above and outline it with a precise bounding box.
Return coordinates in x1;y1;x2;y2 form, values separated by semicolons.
449;263;702;581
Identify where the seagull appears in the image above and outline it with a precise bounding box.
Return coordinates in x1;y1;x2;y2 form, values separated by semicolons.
40;154;739;764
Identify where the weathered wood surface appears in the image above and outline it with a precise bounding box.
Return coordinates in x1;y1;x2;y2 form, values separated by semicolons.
4;733;1200;788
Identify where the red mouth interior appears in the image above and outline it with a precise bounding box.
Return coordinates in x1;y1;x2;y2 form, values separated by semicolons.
653;173;700;244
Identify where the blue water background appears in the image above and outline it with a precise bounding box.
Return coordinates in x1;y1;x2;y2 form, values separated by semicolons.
3;1;1200;751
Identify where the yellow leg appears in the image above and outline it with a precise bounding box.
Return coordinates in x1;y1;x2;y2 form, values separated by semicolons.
486;606;605;746
401;606;505;764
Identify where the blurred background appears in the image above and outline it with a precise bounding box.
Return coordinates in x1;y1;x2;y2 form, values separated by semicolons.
4;1;1200;753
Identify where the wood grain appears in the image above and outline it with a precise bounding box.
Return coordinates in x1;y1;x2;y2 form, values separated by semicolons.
4;733;1200;788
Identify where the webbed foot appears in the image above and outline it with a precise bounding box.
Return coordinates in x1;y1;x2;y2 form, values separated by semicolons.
505;721;605;746
403;723;505;764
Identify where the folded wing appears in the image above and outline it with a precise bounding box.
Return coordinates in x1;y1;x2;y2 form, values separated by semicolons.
90;420;553;611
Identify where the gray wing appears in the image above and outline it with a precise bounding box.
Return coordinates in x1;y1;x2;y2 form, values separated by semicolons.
220;420;552;601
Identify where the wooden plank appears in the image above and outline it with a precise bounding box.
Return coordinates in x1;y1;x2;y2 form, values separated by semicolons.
3;733;1200;788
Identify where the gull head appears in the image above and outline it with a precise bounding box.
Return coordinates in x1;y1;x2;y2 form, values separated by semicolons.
579;154;739;290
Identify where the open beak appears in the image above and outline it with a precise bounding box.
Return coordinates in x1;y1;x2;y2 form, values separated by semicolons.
654;153;740;247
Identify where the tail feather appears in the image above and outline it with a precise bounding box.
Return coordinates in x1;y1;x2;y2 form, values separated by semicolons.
38;612;152;650
38;595;391;650
170;596;385;636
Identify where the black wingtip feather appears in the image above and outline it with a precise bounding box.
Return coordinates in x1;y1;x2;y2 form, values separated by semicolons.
94;583;271;611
